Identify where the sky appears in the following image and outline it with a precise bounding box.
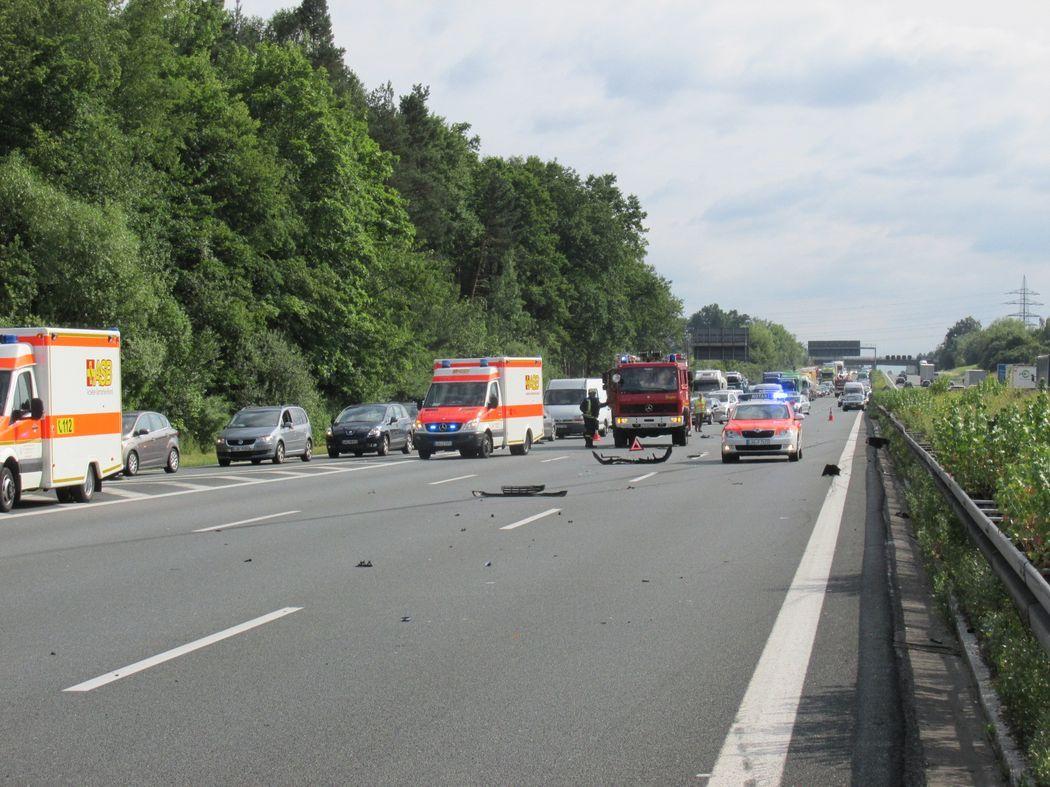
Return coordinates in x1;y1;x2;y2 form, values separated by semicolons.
241;0;1049;355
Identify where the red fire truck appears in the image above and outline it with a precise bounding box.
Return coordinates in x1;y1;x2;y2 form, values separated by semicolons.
603;352;692;448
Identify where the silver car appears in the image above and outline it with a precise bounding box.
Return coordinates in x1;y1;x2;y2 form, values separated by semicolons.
216;406;313;466
122;411;180;475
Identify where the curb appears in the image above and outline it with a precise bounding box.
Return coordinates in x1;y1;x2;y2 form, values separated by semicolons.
871;418;1011;785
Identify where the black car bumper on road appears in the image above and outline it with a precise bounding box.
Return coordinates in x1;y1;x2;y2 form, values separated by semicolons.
413;431;486;453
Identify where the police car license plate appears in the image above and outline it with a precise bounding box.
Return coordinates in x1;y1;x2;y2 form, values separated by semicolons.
747;438;773;445
342;439;358;445
435;440;453;447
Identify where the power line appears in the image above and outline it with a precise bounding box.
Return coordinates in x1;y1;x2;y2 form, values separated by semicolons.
1004;275;1043;328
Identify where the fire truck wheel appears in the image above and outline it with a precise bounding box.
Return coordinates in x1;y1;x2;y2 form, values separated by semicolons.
0;466;16;513
71;466;97;503
124;451;139;477
613;428;628;449
477;433;493;459
673;425;689;446
272;441;286;464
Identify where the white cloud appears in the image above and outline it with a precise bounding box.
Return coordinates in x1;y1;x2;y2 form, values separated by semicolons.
241;0;1050;352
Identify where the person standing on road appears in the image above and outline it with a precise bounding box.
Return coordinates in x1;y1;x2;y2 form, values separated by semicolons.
694;396;706;435
580;388;606;448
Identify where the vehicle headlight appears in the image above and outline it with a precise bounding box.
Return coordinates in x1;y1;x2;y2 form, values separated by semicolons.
325;427;333;438
670;416;683;424
215;437;225;446
460;417;480;432
775;428;793;437
723;429;740;437
367;427;381;438
256;434;274;445
414;420;423;430
616;417;628;426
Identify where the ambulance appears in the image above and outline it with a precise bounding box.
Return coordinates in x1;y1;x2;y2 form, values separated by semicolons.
0;328;123;512
413;357;544;459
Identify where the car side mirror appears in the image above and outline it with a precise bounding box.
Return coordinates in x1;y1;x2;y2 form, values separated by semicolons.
31;398;44;420
135;428;149;436
389;416;397;425
795;413;806;420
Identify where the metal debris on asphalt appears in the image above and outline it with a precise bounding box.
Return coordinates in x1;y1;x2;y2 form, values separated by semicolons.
472;484;568;498
356;560;373;568
592;446;672;465
400;615;412;623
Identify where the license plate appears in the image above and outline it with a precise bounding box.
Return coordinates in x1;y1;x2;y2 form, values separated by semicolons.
342;439;358;445
747;438;773;445
435;440;453;447
232;444;251;451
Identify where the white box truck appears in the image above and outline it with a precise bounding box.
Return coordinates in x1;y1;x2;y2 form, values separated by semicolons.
919;361;936;385
0;328;122;512
1009;365;1037;389
414;357;543;458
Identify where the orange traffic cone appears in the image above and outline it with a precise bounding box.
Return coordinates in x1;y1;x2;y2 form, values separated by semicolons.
592;431;601;443
630;436;643;451
828;409;834;423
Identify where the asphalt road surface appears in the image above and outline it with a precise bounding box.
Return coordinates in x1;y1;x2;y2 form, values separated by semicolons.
1;397;902;785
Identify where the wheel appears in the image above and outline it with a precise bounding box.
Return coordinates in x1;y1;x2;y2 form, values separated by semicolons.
673;424;689;446
377;435;389;457
124;450;140;477
272;441;285;464
459;448;475;459
613;428;628;449
301;439;312;462
56;487;74;503
164;447;180;473
0;466;16;513
251;459;262;465
401;434;412;454
510;430;532;456
477;433;493;459
418;449;432;460
218;457;231;467
327;448;340;459
71;466;97;503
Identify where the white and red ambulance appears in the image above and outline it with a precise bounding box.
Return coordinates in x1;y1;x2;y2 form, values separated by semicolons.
0;328;123;511
413;357;544;459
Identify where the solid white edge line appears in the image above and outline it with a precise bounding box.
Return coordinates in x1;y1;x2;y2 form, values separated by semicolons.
707;412;863;785
3;462;412;521
499;508;561;531
193;510;301;533
63;607;303;692
628;471;657;483
428;474;478;486
540;456;568;463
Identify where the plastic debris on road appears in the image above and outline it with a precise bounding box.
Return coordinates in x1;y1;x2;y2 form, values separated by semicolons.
592;446;672;465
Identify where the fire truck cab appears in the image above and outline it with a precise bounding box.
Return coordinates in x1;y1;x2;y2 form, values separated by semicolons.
604;352;692;448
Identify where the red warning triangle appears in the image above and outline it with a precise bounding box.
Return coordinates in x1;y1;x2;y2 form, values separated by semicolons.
629;436;643;452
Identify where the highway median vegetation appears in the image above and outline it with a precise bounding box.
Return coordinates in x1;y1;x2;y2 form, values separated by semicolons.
874;381;1050;782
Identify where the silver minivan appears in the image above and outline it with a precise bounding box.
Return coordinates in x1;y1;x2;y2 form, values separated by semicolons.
216;406;313;466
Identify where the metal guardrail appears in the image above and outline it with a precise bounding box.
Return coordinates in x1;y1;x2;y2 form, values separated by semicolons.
877;404;1050;655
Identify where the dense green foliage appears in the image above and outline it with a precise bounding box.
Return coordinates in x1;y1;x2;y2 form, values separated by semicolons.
0;0;681;443
933;316;1048;371
875;384;1050;781
685;302;807;376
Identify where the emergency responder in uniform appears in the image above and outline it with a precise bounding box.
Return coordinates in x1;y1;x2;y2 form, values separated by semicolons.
580;388;606;448
694;395;706;435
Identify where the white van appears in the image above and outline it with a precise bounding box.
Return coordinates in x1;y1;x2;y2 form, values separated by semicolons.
544;378;610;438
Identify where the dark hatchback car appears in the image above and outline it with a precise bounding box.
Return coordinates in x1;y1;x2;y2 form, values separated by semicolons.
326;403;414;457
121;411;180;475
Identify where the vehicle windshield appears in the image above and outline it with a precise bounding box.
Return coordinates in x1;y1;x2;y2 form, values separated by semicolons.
691;379;722;393
424;381;488;408
545;388;585;405
228;410;280;428
733;403;791;420
336;405;387;424
0;371;9;412
617;366;678;393
122;414;138;433
708;392;730;403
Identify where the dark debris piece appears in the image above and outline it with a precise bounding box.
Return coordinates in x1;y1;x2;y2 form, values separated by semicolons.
592;446;672;465
356;560;373;568
822;464;841;477
473;484;567;498
401;615;412;623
